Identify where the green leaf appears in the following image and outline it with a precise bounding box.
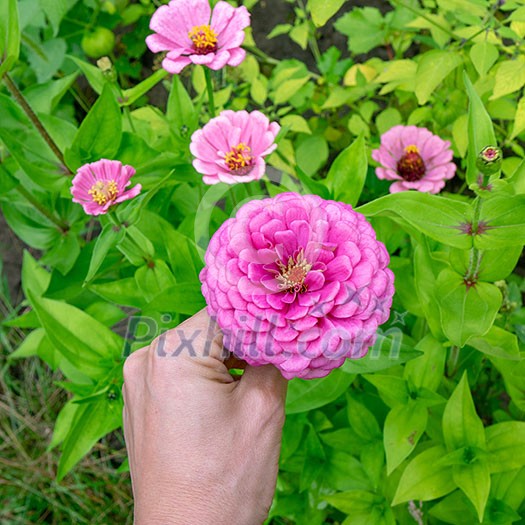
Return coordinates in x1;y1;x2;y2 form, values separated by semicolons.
392;445;455;504
308;0;346;27
363;374;409;408
468;326;520;360
511;96;525;139
300;426;326;490
342;332;422;374
476;194;525;249
325;489;378;515
0;0;20;78
165;228;204;284
486;422;525;473
26;290;123;378
334;7;386;55
121;69;168;107
325;134;367;207
67;55;105;94
145;283;205;316
166;75;197;137
384;401;427;475
135;260;177;302
405;334;446;392
442;372;485;452
469;41;498;78
40;0;75;36
347;395;381;441
415;50;462;105
24;72;78;114
90;278;147;309
436;268;501;347
295;134;329;176
0;94;65;190
452;461;490;522
358;192;473;249
65;83;122;171
491;57;525;100
464;72;497;185
57;397;122;480
8;327;44;360
21;250;50;298
85;223;126;283
286;368;354;414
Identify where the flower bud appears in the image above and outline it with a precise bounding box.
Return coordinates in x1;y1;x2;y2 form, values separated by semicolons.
476;146;502;175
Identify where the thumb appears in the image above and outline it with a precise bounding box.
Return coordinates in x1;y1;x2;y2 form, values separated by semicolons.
239;363;288;404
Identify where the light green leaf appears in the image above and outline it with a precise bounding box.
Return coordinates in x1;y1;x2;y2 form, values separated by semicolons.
384;401;428;474
453;461;490;522
122;69;168;107
295;134;328;176
325;134;367;207
325;490;378;515
511;96;525;139
476;194;525;249
468;326;520;360
491;57;525;100
85;223;126;283
392;445;455;504
358;192;473;250
334;7;386;55
280;114;311;135
286;368;354;414
8;328;44;360
26;290;123;378
0;0;20;78
363;374;408;408
464;72;497;185
436;268;501;347
289;22;309;50
166;75;197;136
57;397;122;480
415;50;462;105
347;395;381;441
405;334;446;392
469;41;498;77
144;283;206;315
442;372;485;452
67;55;105;94
342;332;422;374
21;250;50;298
308;0;346;27
486;422;525;473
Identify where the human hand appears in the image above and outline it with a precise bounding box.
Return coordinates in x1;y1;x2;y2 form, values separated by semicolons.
122;309;288;525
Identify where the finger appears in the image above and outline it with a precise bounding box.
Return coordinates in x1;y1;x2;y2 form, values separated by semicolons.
239;364;288;403
149;308;227;362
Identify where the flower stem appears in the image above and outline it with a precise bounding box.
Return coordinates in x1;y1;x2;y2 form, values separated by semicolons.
446;345;460;377
3;73;70;174
204;68;216;118
15;185;69;233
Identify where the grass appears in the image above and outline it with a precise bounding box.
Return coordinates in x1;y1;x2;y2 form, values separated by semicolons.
0;259;133;525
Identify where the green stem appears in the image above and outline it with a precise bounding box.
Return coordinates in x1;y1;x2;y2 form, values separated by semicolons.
204;68;216;118
15;185;68;233
446;345;460;377
3;74;70;173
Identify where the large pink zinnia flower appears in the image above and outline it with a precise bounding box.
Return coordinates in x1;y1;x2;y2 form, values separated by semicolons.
190;110;280;185
71;159;141;216
372;125;456;194
145;0;250;74
200;193;395;380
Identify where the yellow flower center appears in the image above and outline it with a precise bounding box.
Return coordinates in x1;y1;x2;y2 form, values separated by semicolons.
188;24;218;55
404;144;420;154
276;250;312;293
88;180;118;205
224;143;253;175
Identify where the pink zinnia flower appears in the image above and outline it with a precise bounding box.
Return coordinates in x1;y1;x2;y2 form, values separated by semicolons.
71;159;141;216
145;0;250;74
372;125;456;194
190;110;280;185
200;193;395;380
